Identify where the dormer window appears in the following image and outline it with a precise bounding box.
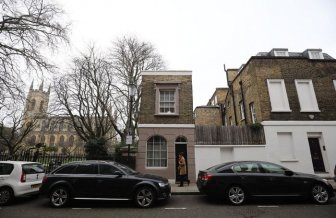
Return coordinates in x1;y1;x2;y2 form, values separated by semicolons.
308;50;324;59
273;49;289;57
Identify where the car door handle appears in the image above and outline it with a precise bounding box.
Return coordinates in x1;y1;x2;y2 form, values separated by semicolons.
97;179;104;183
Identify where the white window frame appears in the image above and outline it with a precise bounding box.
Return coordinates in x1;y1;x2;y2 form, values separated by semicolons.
308;51;324;59
159;90;176;114
146;136;168;168
155;83;180;116
249;102;257;124
267;79;291;112
333;80;336;90
295;79;320;112
274;50;289;57
239;101;245;120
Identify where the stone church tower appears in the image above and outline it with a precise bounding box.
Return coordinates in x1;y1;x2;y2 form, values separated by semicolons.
24;81;50;119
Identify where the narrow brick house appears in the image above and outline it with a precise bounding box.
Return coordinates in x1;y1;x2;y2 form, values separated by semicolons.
136;71;196;183
222;48;336;177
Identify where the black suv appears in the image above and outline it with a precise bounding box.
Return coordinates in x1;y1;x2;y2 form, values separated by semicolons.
40;160;171;208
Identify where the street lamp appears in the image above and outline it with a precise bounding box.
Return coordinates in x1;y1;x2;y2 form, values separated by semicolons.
127;80;136;163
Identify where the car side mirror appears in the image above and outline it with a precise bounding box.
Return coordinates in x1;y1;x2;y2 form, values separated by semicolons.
114;171;124;177
284;170;294;176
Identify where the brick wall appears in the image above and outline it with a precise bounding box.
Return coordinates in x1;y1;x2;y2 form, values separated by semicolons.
225;57;336;124
139;74;194;124
194;106;223;126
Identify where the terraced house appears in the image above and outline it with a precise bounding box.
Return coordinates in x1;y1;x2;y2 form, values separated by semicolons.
195;48;336;178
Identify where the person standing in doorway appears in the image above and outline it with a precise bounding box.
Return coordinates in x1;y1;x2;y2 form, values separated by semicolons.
178;152;188;187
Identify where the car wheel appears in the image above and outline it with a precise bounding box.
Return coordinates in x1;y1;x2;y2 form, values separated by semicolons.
312;184;329;204
49;186;70;208
227;185;246;205
0;187;14;206
135;186;156;208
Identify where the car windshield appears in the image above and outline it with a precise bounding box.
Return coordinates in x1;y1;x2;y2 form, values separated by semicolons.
22;163;45;174
206;162;232;172
114;162;138;175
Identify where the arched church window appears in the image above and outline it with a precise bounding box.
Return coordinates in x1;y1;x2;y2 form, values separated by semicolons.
68;135;74;146
50;135;55;146
59;135;65;146
39;101;44;112
31;99;36;110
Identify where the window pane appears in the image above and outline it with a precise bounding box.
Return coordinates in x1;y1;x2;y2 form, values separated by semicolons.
146;136;167;167
99;164;118;175
0;163;14;175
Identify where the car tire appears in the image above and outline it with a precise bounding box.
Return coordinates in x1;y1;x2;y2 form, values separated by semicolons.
49;186;70;208
311;184;329;205
134;186;156;208
226;185;246;205
0;187;14;206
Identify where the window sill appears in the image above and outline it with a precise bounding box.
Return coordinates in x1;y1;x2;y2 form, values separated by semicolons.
271;110;292;112
300;110;321;113
155;113;179;117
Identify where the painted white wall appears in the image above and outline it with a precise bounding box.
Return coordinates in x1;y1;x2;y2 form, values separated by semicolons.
194;145;266;178
194;121;336;178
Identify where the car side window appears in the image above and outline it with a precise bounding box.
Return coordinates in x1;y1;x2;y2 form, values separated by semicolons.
232;163;260;173
75;164;98;174
260;163;285;174
99;164;119;175
55;165;77;174
0;163;14;175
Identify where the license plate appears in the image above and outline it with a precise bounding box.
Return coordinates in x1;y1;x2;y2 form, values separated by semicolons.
31;184;41;189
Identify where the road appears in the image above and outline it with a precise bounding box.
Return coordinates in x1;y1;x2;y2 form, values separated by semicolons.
1;195;336;218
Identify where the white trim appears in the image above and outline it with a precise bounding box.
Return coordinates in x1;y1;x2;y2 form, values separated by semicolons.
262;121;336;126
308;50;324;59
138;124;195;128
274;50;289;57
295;79;320;112
267;79;291;112
142;71;192;76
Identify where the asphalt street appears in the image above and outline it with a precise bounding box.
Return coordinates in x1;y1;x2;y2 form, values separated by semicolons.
1;194;336;218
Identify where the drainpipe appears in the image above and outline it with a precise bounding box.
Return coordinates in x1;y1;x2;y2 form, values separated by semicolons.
239;81;248;125
224;65;238;125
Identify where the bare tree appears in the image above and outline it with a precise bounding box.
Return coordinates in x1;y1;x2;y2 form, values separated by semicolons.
0;102;38;156
110;36;165;142
53;46;118;154
0;0;69;110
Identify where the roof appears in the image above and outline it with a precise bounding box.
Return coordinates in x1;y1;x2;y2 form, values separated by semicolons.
256;48;334;60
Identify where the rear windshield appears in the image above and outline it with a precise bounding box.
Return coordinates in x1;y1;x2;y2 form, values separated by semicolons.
0;163;14;175
22;163;45;174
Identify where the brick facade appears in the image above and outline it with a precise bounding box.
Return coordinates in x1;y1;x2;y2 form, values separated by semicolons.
225;57;336;125
194;106;222;126
137;71;196;182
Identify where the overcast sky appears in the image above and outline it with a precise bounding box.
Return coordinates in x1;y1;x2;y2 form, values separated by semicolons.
52;0;336;108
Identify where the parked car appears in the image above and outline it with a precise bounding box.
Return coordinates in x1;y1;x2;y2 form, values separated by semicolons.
40;160;171;208
197;161;335;205
0;161;45;205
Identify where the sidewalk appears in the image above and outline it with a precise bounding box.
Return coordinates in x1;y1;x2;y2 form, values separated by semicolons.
170;182;200;195
170;179;336;195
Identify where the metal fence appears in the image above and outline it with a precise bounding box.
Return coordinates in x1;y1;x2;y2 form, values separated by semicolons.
0;151;136;173
195;125;266;145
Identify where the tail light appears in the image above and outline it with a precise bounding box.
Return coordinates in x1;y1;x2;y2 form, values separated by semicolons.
20;171;26;183
42;175;48;184
201;173;213;181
